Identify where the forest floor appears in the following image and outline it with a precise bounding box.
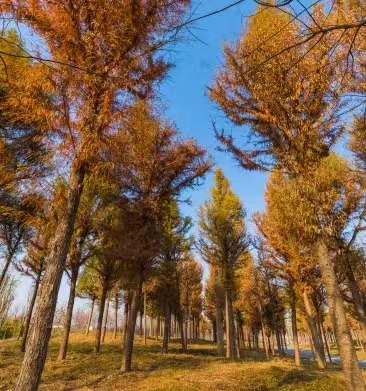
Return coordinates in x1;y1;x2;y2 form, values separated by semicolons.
0;331;362;391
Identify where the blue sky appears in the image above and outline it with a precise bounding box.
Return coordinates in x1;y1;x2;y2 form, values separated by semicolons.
12;0;269;310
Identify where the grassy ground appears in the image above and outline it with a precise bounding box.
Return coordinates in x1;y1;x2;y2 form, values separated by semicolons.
0;331;357;390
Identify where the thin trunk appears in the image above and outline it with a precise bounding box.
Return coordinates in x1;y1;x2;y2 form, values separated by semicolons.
179;317;186;350
225;288;235;360
344;256;366;352
215;284;225;356
86;298;95;336
143;291;147;345
290;286;301;367
303;289;326;369
123;301;129;348
156;315;160;341
121;279;142;372
114;295;118;339
20;270;41;353
317;241;365;391
139;311;143;338
14;163;85;391
58;267;79;360
261;322;270;360
102;298;110;343
95;286;107;353
321;321;332;363
0;252;14;289
163;303;170;353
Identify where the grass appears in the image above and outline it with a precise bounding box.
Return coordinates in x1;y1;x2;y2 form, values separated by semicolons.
0;331;357;390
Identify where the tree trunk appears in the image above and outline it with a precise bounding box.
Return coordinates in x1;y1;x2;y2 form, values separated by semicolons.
0;252;14;289
225;289;235;360
302;289;326;369
156;315;160;341
14;163;85;391
317;241;365;391
321;321;332;363
123;301;129;348
289;285;301;367
114;294;118;339
121;279;142;372
179;316;186;350
58;267;79;360
95;286;107;353
102;298;110;343
86;298;95;336
20;270;41;353
215;284;225;356
143;291;147;345
163;303;170;353
343;255;366;352
212;319;217;343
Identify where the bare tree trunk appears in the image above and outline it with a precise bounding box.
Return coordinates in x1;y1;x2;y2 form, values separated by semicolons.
143;291;147;345
86;298;95;336
121;279;142;372
0;252;14;289
343;255;366;352
156;315;160;341
58;267;79;360
20;270;41;353
163;303;170;353
303;289;326;369
123;301;129;348
14;164;85;391
225;289;235;360
114;294;118;339
102;298;110;343
321;321;332;363
317;241;365;391
215;284;225;356
179;316;186;350
95;286;107;353
290;285;301;367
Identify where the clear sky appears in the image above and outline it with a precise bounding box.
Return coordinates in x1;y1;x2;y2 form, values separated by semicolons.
11;0;269;311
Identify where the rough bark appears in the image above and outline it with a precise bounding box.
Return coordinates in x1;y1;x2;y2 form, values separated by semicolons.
86;298;95;336
95;286;107;353
14;164;85;391
317;241;365;391
121;280;142;372
302;289;326;369
58;267;79;360
20;270;41;353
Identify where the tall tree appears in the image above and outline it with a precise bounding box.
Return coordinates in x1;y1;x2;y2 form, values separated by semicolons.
198;169;249;359
0;2;192;389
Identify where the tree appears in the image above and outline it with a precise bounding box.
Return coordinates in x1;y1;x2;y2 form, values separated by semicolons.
198;169;249;359
209;6;345;174
258;154;365;388
0;2;192;389
58;179;98;360
210;6;365;389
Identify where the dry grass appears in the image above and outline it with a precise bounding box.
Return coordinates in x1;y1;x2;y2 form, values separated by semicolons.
0;331;355;390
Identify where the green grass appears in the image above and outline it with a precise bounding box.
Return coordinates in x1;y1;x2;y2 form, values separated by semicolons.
0;331;355;390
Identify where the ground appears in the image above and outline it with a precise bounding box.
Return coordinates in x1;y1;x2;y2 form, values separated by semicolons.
0;332;359;391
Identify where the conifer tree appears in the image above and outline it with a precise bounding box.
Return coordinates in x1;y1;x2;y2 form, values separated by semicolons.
198;168;249;359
